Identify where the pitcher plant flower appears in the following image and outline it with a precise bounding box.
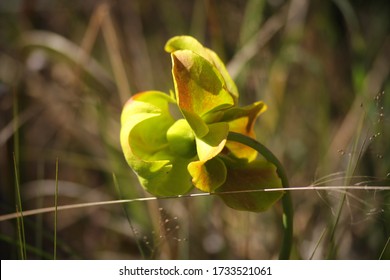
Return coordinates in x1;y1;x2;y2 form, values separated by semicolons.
120;36;284;212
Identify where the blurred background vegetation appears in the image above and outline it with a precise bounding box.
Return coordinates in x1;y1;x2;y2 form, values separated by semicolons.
1;0;389;259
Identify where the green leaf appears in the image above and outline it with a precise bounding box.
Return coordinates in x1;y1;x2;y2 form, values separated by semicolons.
215;158;283;212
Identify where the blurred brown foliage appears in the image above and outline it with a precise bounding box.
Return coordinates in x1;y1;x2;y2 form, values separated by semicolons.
0;0;389;259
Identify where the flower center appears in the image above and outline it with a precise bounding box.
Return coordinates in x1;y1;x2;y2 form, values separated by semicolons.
166;119;197;158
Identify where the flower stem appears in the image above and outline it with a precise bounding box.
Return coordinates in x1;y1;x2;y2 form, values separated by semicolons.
227;132;293;259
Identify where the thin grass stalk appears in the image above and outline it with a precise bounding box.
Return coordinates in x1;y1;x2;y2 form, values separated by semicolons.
101;3;131;104
227;4;287;79
13;153;26;259
74;3;106;89
309;227;327;260
35;162;45;258
326;110;366;259
54;158;59;260
0;234;53;260
12;88;19;170
379;236;390;260
112;173;146;259
12;87;25;258
1;185;389;223
15;205;25;259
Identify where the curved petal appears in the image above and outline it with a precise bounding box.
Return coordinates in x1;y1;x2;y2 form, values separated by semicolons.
171;50;234;136
215;158;283;212
195;122;229;162
120;91;176;160
166;119;197;158
128;114;173;159
205;48;239;102
187;122;229;192
121;91;175;123
165;35;238;102
137;155;194;196
221;101;267;161
120;91;193;196
165;35;211;61
188;157;227;192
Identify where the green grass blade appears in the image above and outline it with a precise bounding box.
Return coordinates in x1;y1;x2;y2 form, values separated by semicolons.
112;173;146;259
326;111;366;259
379;236;390;260
54;157;59;260
13;153;26;260
0;234;54;260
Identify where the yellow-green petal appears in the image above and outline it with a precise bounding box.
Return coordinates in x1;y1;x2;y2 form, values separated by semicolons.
171;50;234;136
120;91;193;196
188;157;227;192
165;35;238;102
195;122;229;162
221;101;267;161
215;158;283;212
137;156;193;196
205;48;239;102
165;35;211;61
166;119;197;158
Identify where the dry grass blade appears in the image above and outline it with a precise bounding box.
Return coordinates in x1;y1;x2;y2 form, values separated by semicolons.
379;236;390;260
227;4;288;79
1;185;388;222
101;2;131;104
20;30;115;95
0;104;42;146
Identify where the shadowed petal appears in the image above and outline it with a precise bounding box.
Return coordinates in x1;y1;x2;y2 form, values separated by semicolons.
215;158;283;212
